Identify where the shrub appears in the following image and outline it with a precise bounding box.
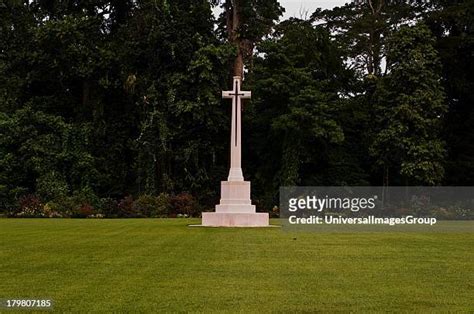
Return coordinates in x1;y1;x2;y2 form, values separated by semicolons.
72;203;95;218
73;187;100;209
133;195;158;217
46;197;76;217
98;198;119;218
155;193;171;217
42;203;63;218
430;207;456;220
170;193;199;217
133;194;171;218
118;195;136;217
126;193;172;217
271;206;279;218
16;195;44;217
68;187;99;218
47;192;98;218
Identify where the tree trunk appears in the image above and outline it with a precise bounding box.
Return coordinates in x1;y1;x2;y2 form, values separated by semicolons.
368;0;384;77
234;49;244;77
226;0;244;78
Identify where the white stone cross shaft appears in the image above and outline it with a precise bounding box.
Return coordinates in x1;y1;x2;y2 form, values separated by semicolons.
222;76;251;181
201;76;268;226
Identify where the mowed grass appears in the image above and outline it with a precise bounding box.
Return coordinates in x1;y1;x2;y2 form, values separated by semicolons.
0;219;473;312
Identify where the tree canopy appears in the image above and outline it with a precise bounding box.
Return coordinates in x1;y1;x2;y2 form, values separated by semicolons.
0;0;473;214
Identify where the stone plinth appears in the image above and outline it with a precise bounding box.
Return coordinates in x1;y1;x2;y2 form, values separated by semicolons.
202;212;269;227
202;181;269;227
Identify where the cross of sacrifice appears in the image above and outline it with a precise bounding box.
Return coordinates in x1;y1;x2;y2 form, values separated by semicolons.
201;75;269;227
222;76;251;182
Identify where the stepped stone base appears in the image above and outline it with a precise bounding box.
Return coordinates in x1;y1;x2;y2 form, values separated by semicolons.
202;212;269;227
201;180;269;227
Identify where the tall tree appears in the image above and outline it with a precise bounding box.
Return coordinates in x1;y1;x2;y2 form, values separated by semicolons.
426;0;474;185
248;19;348;206
215;0;284;76
370;23;447;185
123;0;232;201
312;0;424;78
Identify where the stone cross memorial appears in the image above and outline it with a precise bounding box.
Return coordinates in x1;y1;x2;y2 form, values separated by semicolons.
202;76;269;227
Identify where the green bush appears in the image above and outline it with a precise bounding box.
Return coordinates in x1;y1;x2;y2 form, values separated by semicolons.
155;193;171;217
133;194;171;218
71;203;96;218
45;197;75;217
69;188;99;218
118;195;136;217
133;195;157;217
42;202;64;218
72;187;100;209
42;187;99;218
98;198;119;217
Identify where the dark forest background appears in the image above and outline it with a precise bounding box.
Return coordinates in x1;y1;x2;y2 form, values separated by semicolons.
0;0;473;217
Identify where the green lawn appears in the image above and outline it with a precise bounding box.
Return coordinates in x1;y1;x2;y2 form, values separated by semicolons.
0;219;473;312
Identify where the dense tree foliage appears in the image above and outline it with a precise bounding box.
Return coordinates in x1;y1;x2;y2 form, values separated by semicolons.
311;0;423;78
426;0;474;185
0;0;473;214
370;24;447;185
247;20;351;205
214;0;284;76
